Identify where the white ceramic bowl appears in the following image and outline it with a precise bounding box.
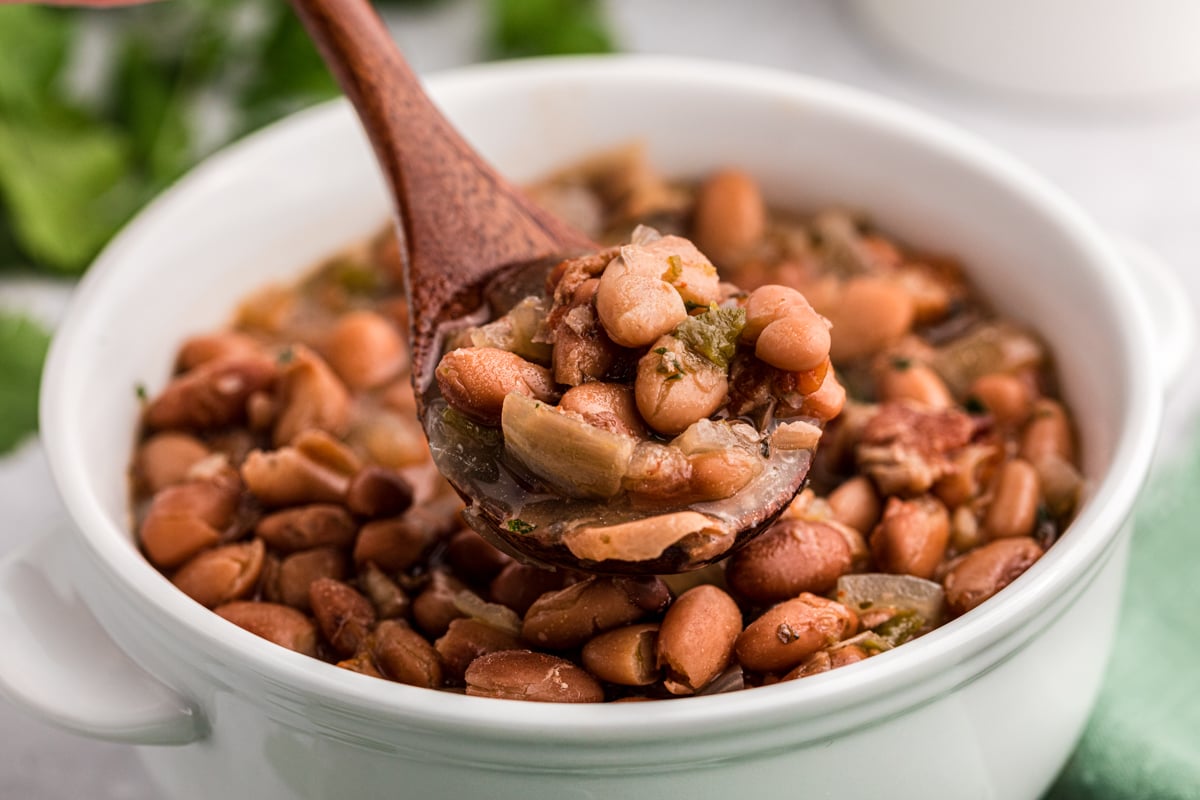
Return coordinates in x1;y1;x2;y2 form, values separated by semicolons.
0;56;1191;800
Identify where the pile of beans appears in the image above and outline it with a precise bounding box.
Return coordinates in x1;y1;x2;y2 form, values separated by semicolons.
131;150;1082;702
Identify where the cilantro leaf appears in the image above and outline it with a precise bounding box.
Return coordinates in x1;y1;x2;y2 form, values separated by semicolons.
0;312;52;453
674;305;746;369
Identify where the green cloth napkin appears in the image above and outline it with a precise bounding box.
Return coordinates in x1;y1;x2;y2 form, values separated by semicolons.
1046;442;1200;800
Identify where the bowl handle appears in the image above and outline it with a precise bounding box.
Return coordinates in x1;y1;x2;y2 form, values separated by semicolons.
0;528;206;745
1112;236;1196;393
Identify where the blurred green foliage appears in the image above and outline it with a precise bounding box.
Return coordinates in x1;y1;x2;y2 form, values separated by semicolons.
0;312;51;453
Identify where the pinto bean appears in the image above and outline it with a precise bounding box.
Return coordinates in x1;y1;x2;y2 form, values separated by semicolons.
172;538;265;609
1020;399;1075;465
799;368;847;422
734;593;858;673
489;563;570;616
755;313;831;373
596;273;688;349
435;347;557;425
412;570;470;638
657;586;742;695
558;382;646;438
435;618;522;682
870;496;951;580
255;505;356;552
877;361;953;409
134;433;211;494
726;519;855;604
823;277;915;362
346;466;414;518
827;476;882;534
176;332;263;371
687;448;762;501
943;537;1044;615
273;346;352;446
581;623;660;687
370;619;443;689
445;529;513;584
359;561;410;619
968;372;1033;428
983;459;1041;540
692;169;766;266
269;546;347;611
635;335;728;435
144;356;277;431
522;576;671;650
354;514;441;573
465;650;603;703
324;310;407;390
240;447;350;507
309;578;376;657
215;601;317;657
140;479;240;569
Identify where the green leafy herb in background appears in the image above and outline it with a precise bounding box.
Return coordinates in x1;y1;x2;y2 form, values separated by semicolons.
0;0;616;453
490;0;614;59
0;313;52;452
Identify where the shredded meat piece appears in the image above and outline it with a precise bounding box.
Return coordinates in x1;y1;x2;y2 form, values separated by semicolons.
856;402;978;496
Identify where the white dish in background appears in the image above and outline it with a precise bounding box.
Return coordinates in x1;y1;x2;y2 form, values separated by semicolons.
853;0;1200;104
0;55;1191;799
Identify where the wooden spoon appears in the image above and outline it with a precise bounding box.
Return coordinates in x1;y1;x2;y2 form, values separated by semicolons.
289;0;815;574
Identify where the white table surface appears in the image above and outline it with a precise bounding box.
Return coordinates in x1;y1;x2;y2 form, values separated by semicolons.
2;1;1199;797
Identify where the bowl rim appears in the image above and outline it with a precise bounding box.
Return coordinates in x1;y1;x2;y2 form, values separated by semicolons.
40;54;1160;744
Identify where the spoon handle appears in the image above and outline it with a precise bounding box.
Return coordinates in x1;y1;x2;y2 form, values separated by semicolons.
288;0;592;374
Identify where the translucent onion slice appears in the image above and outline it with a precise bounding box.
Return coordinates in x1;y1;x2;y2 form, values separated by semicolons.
836;573;946;628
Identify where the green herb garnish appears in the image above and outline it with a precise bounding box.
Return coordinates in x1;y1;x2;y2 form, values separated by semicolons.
135;383;148;402
674;305;746;369
506;518;536;534
871;609;925;646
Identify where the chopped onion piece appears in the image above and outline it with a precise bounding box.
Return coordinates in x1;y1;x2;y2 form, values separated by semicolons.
697;664;744;696
836;573;945;627
831;631;893;655
452;590;522;637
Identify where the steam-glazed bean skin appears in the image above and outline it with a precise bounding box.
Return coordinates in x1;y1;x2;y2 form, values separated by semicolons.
943;537;1044;616
734;593;858;674
656;586;742;695
172;539;265;609
726;519;855;604
581;624;661;687
435;347;557;425
272;346;352;447
465;651;604;703
215;601;318;657
634;336;729;435
822;277;915;363
353;515;440;573
1020;399;1076;465
522;577;671;650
